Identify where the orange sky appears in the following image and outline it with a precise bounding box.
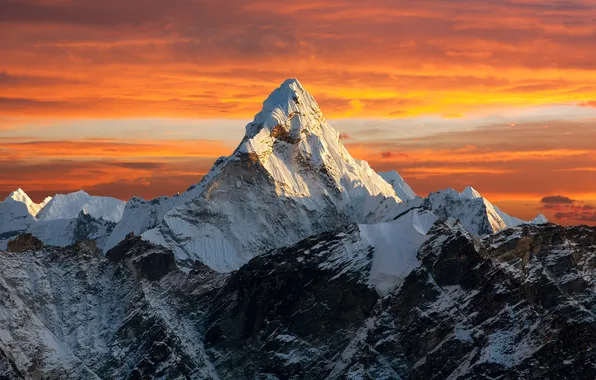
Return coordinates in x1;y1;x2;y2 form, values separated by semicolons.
1;0;596;225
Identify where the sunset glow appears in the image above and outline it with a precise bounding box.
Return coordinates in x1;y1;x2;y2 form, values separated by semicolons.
2;0;596;225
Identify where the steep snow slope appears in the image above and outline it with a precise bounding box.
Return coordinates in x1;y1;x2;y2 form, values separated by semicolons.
424;186;546;236
0;195;36;250
104;158;232;252
28;211;117;249
378;171;417;201
104;196;177;252
360;209;437;295
37;190;125;223
142;79;403;271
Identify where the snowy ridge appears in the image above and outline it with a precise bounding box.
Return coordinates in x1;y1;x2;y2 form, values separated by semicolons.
0;189;120;250
104;196;177;252
424;186;547;236
142;79;403;271
378;171;418;201
37;190;125;223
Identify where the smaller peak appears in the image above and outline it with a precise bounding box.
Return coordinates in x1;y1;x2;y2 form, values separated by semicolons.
531;213;548;224
262;78;313;110
280;78;303;89
58;190;90;199
460;186;482;200
6;188;32;203
244;78;321;140
434;188;459;197
10;188;27;196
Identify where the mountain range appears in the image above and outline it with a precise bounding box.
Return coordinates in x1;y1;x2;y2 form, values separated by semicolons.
0;79;592;380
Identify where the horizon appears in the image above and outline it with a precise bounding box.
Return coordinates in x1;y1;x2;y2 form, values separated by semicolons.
2;1;596;226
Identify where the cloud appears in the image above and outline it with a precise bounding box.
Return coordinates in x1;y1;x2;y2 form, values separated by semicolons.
0;138;231;158
380;151;409;159
554;211;596;223
2;0;596;118
338;133;351;140
578;101;596;108
0;157;216;202
540;195;575;204
0;137;229;201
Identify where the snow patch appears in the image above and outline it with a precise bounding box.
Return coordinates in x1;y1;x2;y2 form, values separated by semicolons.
360;209;438;296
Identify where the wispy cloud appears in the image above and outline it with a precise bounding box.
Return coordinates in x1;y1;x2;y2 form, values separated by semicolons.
2;0;596;118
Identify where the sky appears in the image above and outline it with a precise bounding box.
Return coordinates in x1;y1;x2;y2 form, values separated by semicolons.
1;0;596;225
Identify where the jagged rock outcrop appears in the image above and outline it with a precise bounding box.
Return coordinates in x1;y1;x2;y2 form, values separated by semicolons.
6;233;43;253
0;221;593;379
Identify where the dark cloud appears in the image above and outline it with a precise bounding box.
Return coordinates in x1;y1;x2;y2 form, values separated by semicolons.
540;195;576;204
338;133;351;140
579;101;596;108
554;211;596;223
381;151;409;159
0;72;82;87
100;161;166;170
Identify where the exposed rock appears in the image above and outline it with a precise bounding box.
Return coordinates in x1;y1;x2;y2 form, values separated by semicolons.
6;233;43;253
0;223;594;379
106;236;176;281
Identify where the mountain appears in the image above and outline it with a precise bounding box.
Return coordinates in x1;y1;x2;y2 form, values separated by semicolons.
36;190;125;223
28;211;118;249
0;80;547;264
0;217;593;379
0;189;124;250
5;188;52;217
378;171;418;201
0;192;36;248
140;79;402;271
423;186;546;236
103;196;178;252
0;78;591;380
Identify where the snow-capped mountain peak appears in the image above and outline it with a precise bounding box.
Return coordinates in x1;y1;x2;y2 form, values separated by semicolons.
243;78;320;140
378;171;418;201
424;186;547;236
141;79;403;271
531;213;548;224
4;188;52;217
37;190;125;223
460;186;482;200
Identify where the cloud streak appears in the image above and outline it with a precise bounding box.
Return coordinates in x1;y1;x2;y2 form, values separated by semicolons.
2;0;596;118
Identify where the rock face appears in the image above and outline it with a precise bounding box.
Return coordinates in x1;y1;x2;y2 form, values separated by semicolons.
106;236;176;281
6;233;43;253
0;222;593;379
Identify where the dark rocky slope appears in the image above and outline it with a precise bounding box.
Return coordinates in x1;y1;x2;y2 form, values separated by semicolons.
0;222;594;379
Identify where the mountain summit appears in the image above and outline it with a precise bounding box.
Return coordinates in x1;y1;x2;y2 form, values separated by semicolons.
141;79;402;271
